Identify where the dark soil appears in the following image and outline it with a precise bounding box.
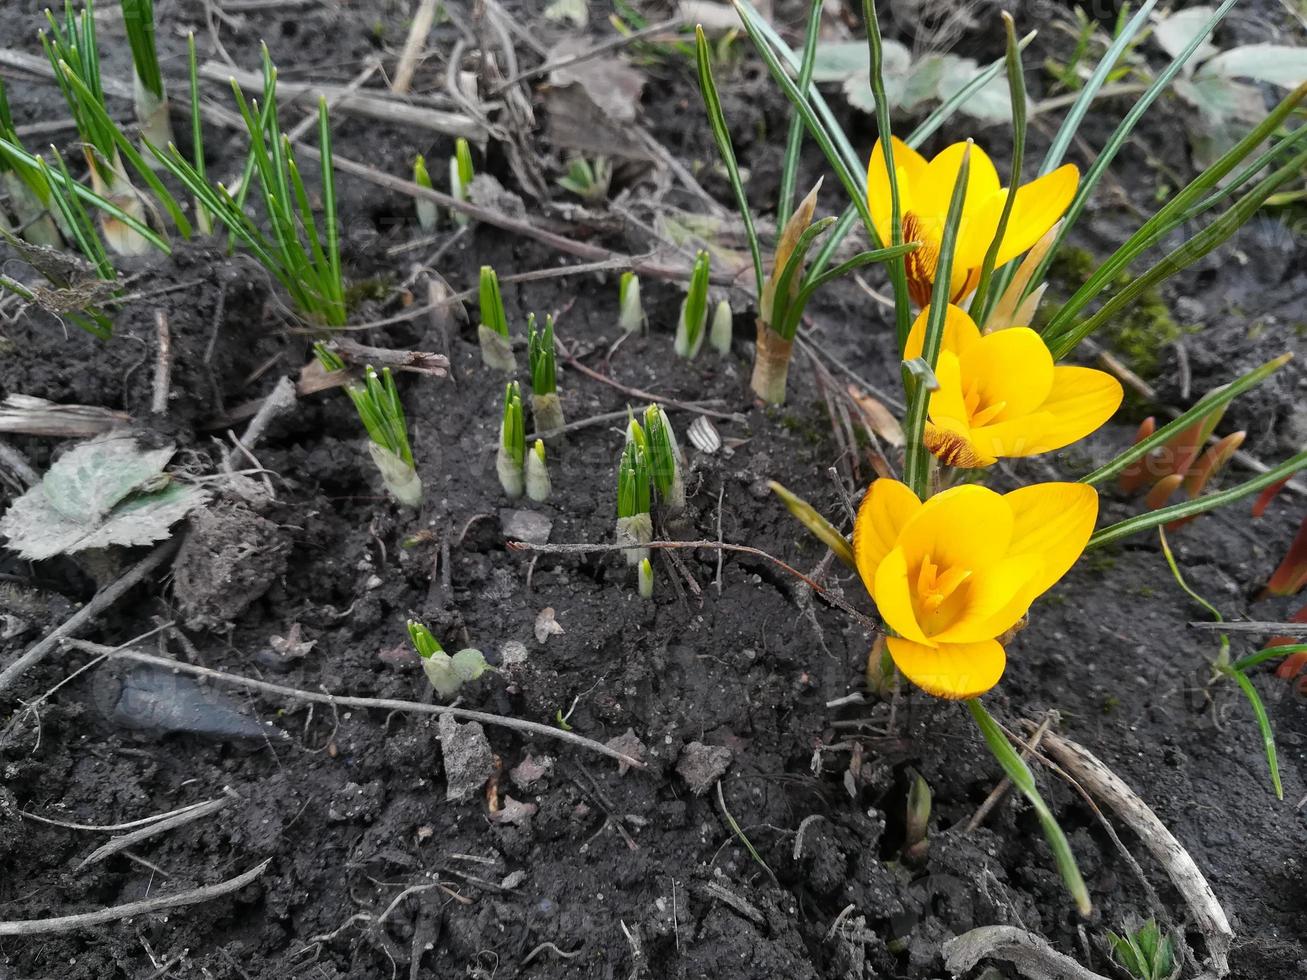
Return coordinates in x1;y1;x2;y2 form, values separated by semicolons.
1;2;1306;979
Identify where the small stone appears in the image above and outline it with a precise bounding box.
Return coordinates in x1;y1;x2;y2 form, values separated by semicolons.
488;795;537;827
500;508;552;544
676;742;732;795
534;606;564;643
510;754;555;792
501;640;529;668
606;728;647;776
438;714;494;802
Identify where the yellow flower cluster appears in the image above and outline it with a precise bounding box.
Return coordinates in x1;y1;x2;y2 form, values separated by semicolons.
856;140;1123;698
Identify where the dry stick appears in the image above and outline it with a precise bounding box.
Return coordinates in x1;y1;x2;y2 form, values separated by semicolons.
943;925;1112;980
199;62;481;138
1189;620;1307;637
0;540;180;695
0;436;40;488
507;539;878;631
151;310;172;415
491;16;687;93
556;340;746;423
0;859;271;937
1038;730;1234;977
20;798;225;833
391;0;443;93
63;641;647;770
77;794;235;870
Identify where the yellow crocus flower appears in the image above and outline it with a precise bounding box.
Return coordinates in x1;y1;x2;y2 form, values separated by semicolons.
905;304;1123;468
867;137;1079;306
853;479;1098;698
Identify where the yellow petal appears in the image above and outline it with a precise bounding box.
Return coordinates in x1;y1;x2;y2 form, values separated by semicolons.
1022;366;1124;454
916;142;1000;219
932;553;1042;643
1004;482;1098;599
866;137;928;249
903;303;983;361
887;636;1006;699
989;164;1079;268
873;546;932;644
958;327;1055;420
953;190;1007;273
852;478;922;591
968;414;1053;461
897;483;1012;573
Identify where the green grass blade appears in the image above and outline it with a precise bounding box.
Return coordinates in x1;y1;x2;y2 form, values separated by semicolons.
1043;84;1307;341
783;242;919;337
121;0;163;100
1222;666;1283;800
970;13;1027;327
770;215;836;331
1025;0;1238;295
1040;0;1158;174
1079;353;1292;487
187;33;205;177
695;25;763;298
1234;644;1307;672
777;0;823;231
731;3;876;243
861;0;912;350
1049;145;1307;359
907;32;1036;149
318;97;343;315
902;145;970;497
807;203;858;279
1088;450;1307;549
56;62;191;237
966;699;1092;915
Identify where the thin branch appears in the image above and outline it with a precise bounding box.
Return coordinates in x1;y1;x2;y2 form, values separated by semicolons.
507;539;878;630
62;641;647;770
77;794;235;870
0;540;180;694
0;860;271;936
492;17;687;93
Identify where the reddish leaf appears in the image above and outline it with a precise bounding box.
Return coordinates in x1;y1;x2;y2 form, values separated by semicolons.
1119;417;1157;494
1252;477;1291;518
1266;515;1307;597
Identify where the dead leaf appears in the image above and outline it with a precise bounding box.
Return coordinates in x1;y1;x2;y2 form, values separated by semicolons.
534;606;564;644
270;623;316;659
487;795;538;827
847;385;905;448
606;728;648;776
549;40;646;123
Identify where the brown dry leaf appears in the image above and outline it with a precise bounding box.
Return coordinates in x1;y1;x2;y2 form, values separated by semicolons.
847;385;905;448
488;795;538;827
534;606;564;644
270;623;316;659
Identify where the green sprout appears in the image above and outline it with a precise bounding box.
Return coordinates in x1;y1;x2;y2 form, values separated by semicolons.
902;768;931;864
638;556;654;599
616;426;653;565
451;136;473;227
121;0;175;153
413;153;437;231
315;346;421;507
497;381;525;498
42;0;176;256
0;81;60;248
673;250;711;359
149;48;345;325
525;438;551;503
478;265;515;370
528;313;565;434
618;271;645;334
1106;919;1178;980
643;404;684;515
709;298;732;355
185;32;212;235
407;619;491;701
557;155;612;202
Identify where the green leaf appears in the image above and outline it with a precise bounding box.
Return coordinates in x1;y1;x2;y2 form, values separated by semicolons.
1079;353;1292;487
769;481;854;568
1198;44;1307;89
966;699;1092;916
40;435;176;524
1088;449;1307;549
